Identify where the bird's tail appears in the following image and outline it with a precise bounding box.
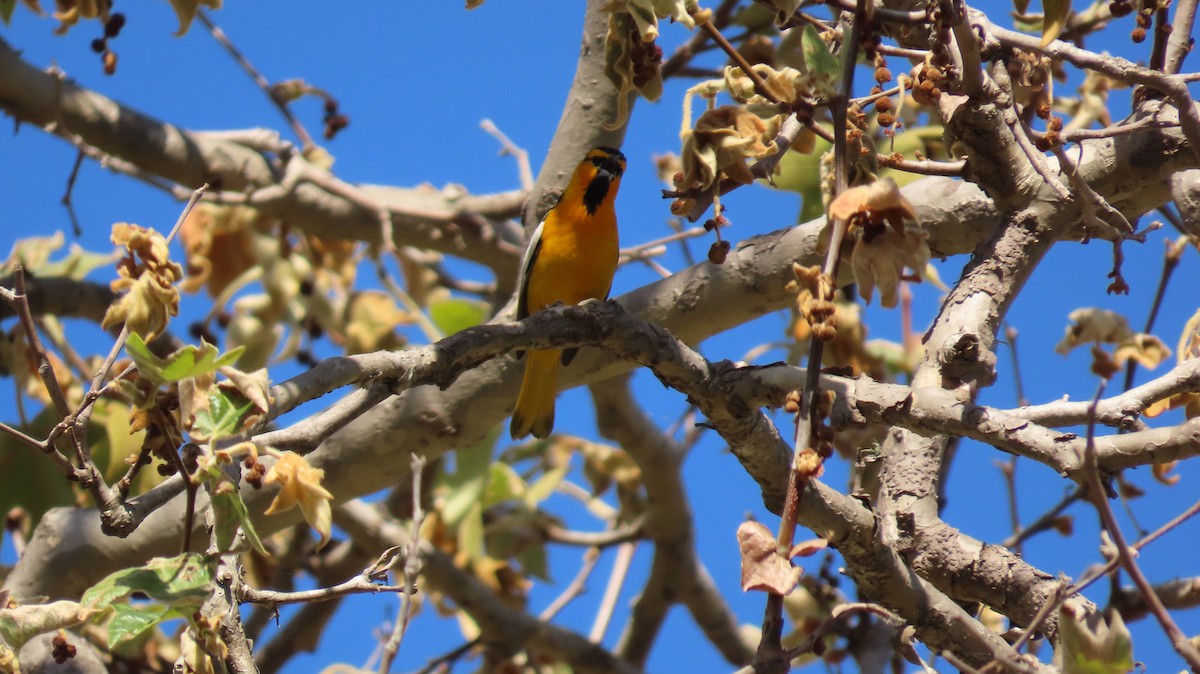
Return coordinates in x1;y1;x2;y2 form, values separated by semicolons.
510;350;560;440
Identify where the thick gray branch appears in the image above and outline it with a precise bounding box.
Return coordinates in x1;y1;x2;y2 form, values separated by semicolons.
0;36;526;284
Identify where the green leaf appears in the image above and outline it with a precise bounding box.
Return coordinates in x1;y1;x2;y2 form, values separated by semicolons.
524;465;568;508
517;540;550;582
0;408;81;528
458;501;485;561
108;603;176;649
1042;0;1070;45
82;554;213;611
191;388;255;442
126;334;244;386
211;482;268;555
766;135;832;222
877;126;949;189
428;297;490;337
437;427;498;527
483;463;526;507
801;25;840;90
1058;601;1134;674
0;0;16;24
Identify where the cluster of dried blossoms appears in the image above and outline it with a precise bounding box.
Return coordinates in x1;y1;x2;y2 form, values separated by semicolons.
101;224;183;341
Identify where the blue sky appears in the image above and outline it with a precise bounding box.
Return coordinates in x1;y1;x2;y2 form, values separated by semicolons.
2;1;1200;672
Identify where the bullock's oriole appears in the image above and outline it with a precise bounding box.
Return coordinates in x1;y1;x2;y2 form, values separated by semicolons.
510;146;626;440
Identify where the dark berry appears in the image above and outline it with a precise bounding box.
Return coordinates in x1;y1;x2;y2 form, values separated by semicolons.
105;12;126;37
91;38;107;53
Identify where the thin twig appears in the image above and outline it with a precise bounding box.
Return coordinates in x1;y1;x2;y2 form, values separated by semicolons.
1080;381;1200;669
379;454;428;674
197;10;317;149
238;574;409;606
540;548;603;621
481;119;534;192
0;270;88;479
590;540;637;643
541;518;645;547
1122;238;1184;390
661;0;740;79
374;254;444;343
761;9;863;672
412;638;482;674
1000;487;1083;550
694;11;781;105
60;150;85;237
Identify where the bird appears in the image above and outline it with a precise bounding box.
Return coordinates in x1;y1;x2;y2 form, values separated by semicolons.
510;146;626;440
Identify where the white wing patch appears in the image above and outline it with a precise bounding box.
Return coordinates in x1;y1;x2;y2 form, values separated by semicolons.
516;218;545;321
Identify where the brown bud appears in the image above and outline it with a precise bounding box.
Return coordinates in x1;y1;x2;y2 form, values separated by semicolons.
877;111;895;127
707;240;730;265
784;390;802;413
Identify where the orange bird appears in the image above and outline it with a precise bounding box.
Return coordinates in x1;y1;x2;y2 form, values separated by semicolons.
510;147;626;439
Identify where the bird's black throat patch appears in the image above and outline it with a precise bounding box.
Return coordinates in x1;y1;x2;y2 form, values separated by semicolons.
582;174;612;214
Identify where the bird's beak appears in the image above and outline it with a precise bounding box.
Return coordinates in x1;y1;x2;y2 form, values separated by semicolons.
596;156;625;182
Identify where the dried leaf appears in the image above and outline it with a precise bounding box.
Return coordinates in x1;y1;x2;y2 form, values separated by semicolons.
179;204;259;297
737;521;801;594
344;292;409;355
168;0;221;36
102;224;183;340
1178;308;1200;362
1052;515;1075;536
1112;334;1171;369
264;451;334;550
1055;308;1134;355
680;106;779;191
1152;460;1180;486
788;538;827;559
827;177;918;224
